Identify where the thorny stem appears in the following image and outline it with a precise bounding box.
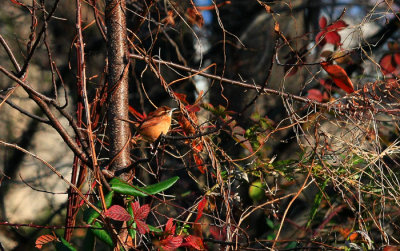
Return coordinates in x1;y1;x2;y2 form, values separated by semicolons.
129;53;400;116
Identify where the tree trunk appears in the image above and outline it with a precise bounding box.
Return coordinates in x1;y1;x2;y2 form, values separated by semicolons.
105;0;131;180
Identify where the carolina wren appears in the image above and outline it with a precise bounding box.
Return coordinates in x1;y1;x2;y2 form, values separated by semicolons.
132;106;176;142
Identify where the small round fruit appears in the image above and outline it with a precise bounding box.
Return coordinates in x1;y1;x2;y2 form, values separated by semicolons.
249;180;265;202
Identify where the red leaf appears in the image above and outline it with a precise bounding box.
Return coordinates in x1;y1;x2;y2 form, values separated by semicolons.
165;218;176;234
105;205;132;221
175;92;189;105
192;140;204;152
9;0;23;6
131;201;150;220
307;89;324;102
388;41;400;51
195;196;207;223
194;153;206;173
315;31;326;46
382;246;400;251
324;31;341;47
177;109;198;135
394;53;400;65
380;54;396;75
160;235;183;251
327;20;347;30
319;16;327;29
129;106;146;120
319;78;337;91
183;235;204;250
321;62;354;93
186;8;204;27
285;65;298;76
136;219;150;235
187;104;201;113
316;17;347;47
209;226;226;241
379;53;400;75
35;234;57;249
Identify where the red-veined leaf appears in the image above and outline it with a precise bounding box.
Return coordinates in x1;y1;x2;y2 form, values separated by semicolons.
165;218;176;234
131;201;150;220
321;62;354;93
35;234;57;249
195;196;207;223
183;235;204;250
104;205;132;221
135;219;150;235
160;235;183;251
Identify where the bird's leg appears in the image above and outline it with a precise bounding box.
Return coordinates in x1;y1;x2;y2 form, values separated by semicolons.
150;133;165;155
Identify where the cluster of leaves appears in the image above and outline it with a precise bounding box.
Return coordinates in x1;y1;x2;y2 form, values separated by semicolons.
34;176;206;250
284;16;355;101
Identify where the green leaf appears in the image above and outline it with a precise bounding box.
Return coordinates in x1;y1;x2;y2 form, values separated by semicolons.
142;176;179;194
351;155;366;165
55;236;77;251
127;203;136;239
110;178;147;197
306;179;329;228
90;221;113;247
81;229;95;251
285;241;298;249
110;176;179;197
148;224;163;233
83;191;114;224
266;218;275;229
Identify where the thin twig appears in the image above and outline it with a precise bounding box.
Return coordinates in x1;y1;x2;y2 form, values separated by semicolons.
0;94;49;123
0;34;21;72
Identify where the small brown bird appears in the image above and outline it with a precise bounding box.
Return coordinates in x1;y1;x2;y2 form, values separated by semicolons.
132;106;176;142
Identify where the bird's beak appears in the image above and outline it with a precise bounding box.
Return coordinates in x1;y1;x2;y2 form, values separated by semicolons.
169;108;177;116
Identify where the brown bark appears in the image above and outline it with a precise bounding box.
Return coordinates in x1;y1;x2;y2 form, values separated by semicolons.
105;0;131;180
